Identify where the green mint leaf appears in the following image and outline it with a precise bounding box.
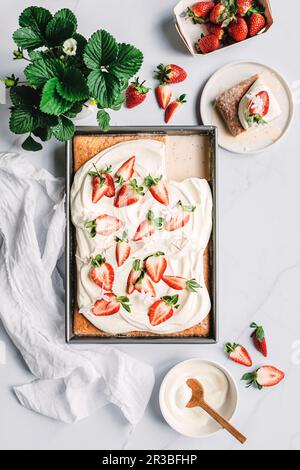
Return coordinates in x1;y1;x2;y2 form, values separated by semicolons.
84;29;119;70
21;135;43;152
87;69;121;108
109;43;143;80
97;109;111;132
13;27;44;50
19;6;52;35
25;57;64;88
40;78;72;115
10;86;40;106
52;116;75;142
56;67;89;102
45;8;77;46
9;105;39;134
33;127;52;142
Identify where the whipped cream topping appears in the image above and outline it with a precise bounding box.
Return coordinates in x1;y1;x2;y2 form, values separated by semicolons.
239;78;282;130
71;140;213;335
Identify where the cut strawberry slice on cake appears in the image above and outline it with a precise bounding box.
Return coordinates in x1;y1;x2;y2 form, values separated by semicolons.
92;293;131;316
165;201;196;232
114;179;145;208
115;156;135;185
144;174;169;206
145;252;167;283
89;164;115;203
86;215;123;237
115;231;131;267
134;272;156;297
162;276;201;292
90;254;114;291
127;259;143;294
149;295;180;326
133;210;164;242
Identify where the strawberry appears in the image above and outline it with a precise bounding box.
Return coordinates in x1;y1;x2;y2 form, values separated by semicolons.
86;215;123;237
145;252;167;283
89;164;115;203
90;255;114;291
225;343;253;367
133;210;164;242
228;17;248;42
236;0;253;16
155;84;172;110
210;3;226;24
210;1;236;27
144;174;169;206
127;259;143;294
125;78;150;109
250;322;268;357
249;91;269;117
134;272;156;297
115;231;131;267
186;1;215;24
155;64;187;84
92;293;131;316
165;94;187;124
206;23;225;40
114;179;145;208
115;156;135;185
149;295;179;326
196;34;219;54
248;12;266;37
242;366;285;390
162;276;201;292
165;201;196;232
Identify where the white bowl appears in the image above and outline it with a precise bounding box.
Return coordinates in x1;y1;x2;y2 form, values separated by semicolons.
159;359;239;438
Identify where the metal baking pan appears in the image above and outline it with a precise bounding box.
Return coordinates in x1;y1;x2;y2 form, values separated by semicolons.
65;126;219;344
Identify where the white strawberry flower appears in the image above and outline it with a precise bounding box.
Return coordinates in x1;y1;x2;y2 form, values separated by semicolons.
63;38;77;56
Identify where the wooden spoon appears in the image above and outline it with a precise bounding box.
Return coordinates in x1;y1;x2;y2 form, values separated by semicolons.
186;378;247;444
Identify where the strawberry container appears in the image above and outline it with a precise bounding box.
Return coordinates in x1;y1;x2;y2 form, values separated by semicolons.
174;0;273;56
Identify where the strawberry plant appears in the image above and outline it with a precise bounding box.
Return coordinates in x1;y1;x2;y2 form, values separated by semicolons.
3;6;143;151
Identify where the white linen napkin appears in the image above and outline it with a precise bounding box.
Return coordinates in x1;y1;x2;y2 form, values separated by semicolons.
0;152;155;424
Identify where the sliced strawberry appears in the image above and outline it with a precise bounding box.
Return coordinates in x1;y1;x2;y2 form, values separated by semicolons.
89;254;114;291
115;156;135;185
165;94;187;124
91;176;108;204
242;366;285;390
225;343;253;367
135;273;156;297
89;164;115;203
162;276;201;292
86;215;123;237
165;201;196;232
155;64;187;84
115;231;131;267
144;175;169;206
155;84;172;110
251;322;268;357
249;91;270;118
92;293;131;316
115;179;145;208
145;252;167;283
104;173;115;197
133;210;164;242
127;259;143;294
148;295;179;326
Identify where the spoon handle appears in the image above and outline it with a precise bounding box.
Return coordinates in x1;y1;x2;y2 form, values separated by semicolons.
201;401;247;444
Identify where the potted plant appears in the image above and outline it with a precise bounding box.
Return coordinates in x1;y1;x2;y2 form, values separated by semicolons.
2;6;143;151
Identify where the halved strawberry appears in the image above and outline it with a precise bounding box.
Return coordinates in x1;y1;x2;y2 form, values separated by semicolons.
225;343;253;367
89;164;115;203
165;94;187;124
134;273;156;297
242;366;285;390
165;201;196;232
186;1;215;24
115;179;145;208
127;259;143;294
92;293;131;316
156;84;172;110
249;91;270;118
104;173;116;197
144;174;169;206
89;254;114;291
149;295;179;326
251;322;268;357
155;64;187;84
145;252;167;283
115;156;135;185
133;210;164;242
115;231;131;267
162;276;201;292
86;215;123;237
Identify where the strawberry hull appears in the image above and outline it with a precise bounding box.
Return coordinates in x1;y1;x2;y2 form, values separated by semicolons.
174;0;273;56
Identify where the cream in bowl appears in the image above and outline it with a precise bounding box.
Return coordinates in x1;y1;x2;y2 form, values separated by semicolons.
159;359;238;438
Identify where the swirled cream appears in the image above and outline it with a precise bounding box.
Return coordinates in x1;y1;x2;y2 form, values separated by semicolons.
71;140;213;335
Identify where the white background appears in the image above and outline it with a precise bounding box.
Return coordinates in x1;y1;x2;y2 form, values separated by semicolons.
1;0;300;450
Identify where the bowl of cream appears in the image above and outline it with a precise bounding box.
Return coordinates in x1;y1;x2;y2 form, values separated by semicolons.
159;359;239;438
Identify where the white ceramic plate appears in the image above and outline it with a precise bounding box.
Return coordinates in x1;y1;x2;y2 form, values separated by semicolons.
200;61;294;154
159;359;239;438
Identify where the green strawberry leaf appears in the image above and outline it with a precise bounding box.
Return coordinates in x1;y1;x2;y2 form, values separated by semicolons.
40;78;72;115
10;86;40;106
87;69;121;108
84;30;119;70
52;116;75;141
97;110;111;132
56;67;89;102
25;57;64;88
9;105;39;134
33;127;52;142
13;27;44;50
72;33;87;55
110;43;143;80
64;102;83;118
22;135;43;152
19;6;52;35
45;8;77;46
110;92;125;111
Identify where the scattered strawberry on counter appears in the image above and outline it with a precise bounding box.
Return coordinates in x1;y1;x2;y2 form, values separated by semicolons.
155;64;187;84
225;343;253;367
125;78;150;109
154;63;187;123
165;94;187;124
242;366;285;390
156;84;172;110
251;322;268;357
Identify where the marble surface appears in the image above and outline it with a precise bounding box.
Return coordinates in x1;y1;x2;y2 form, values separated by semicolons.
1;0;300;451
